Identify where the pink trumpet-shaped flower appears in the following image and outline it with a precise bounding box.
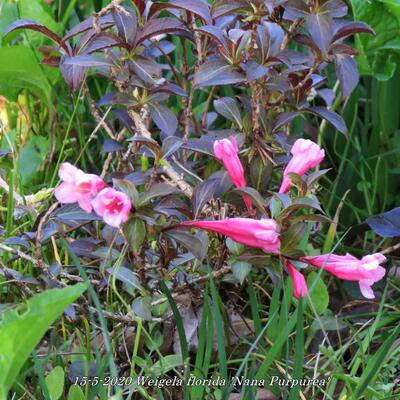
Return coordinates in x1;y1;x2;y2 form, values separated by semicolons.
214;136;252;212
302;253;386;299
92;188;132;228
286;261;308;299
179;218;280;253
279;139;325;194
55;162;107;213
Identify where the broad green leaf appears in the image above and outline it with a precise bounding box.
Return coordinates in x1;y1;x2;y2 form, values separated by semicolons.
351;0;400;81
0;46;54;106
307;272;329;314
45;366;64;400
67;385;85;400
19;136;49;187
150;355;183;376
0;283;88;399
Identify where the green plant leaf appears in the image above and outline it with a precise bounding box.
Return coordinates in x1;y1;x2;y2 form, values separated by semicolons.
0;283;88;399
231;261;251;284
45;366;64;400
0;46;54;106
307;272;329;314
67;385;85;400
124;218;146;254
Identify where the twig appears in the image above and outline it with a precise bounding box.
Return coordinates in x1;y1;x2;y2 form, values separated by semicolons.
0;259;34;296
382;242;400;255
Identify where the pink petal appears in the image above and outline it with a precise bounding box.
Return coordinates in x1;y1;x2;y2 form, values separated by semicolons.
359;282;375;299
91;195;106;216
103;212;123;227
54;183;80;203
58;163;80;182
78;197;93;213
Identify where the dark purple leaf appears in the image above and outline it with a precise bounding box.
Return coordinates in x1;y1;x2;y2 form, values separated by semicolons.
63;55;113;67
153;82;188;97
366;207;400;238
193;58;246;88
150;0;211;23
165;229;208;261
335;54;359;98
211;0;248;19
330;42;359;56
214;97;243;129
192;178;219;217
131;0;146;15
285;0;309;18
131;56;162;83
317;88;335;107
257;23;285;62
320;0;347;18
112;109;135;133
5;19;69;54
60;56;87;91
149;103;178;135
98;92;134;106
306;107;347;135
331;21;375;44
112;7;137;46
162;136;184;159
244;61;269;81
84;33;121;54
103;139;124;153
196;25;228;49
53;204;101;222
63;15;114;41
107;266;142;290
306;12;334;54
135;18;192;45
272;112;300;132
137;183;181;207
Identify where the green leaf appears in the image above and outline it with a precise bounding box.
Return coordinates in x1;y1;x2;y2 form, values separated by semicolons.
45;366;64;400
124;218;146;254
351;0;400;81
231;261;251;284
0;283;88;399
67;385;85;400
307;272;329;314
151;355;183;376
0;46;54;106
131;296;152;321
19;136;49;187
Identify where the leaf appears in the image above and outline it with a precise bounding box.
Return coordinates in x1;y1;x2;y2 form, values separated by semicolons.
151;355;184;375
123;218;146;253
193;58;246;88
335;54;359;98
45;366;64;400
137;183;181;207
331;21;375;43
131;56;162;83
112;7;137;46
307;272;329;314
103;139;123;153
5;19;67;53
351;0;400;80
0;284;88;399
234;187;267;213
256;23;285;62
281;222;308;255
67;386;85;400
113;179;139;203
366;207;400;237
192;178;219;218
132;297;152;321
150;0;211;23
19;136;49;187
306;107;347;135
62;55;113;67
107;266;142;292
195;26;228;48
59;56;87;92
53;204;102;222
272;112;300;132
213;97;243;129
211;0;248;19
149;103;178;135
0;46;54;106
84;32;121;54
63;15;114;41
320;0;348;17
135;18;191;45
165;229;208;261
231;261;251;284
306;12;334;54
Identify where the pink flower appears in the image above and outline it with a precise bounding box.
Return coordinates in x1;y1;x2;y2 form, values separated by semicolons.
214;136;252;212
302;253;386;299
55;162;107;213
279;139;325;194
286;261;308;299
91;188;132;227
179;218;280;253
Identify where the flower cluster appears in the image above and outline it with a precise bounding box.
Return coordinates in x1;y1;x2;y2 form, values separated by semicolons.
55;163;131;227
177;137;386;299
